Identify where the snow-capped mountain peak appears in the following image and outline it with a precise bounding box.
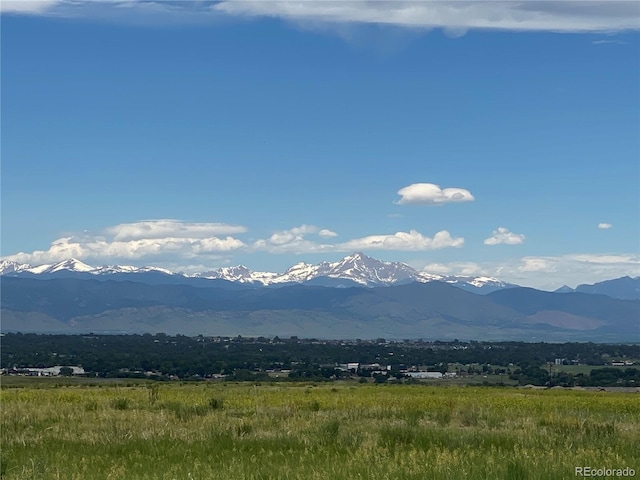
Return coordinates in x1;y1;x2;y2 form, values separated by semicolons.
278;262;323;283
0;260;32;275
323;252;421;286
47;258;95;273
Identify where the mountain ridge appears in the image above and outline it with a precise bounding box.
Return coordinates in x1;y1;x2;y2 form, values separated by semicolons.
1;276;638;341
0;253;513;294
2;254;637;299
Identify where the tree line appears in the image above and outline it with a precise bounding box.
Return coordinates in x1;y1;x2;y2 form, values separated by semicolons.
1;333;637;386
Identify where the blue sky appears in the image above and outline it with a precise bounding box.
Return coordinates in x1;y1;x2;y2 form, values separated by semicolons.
1;0;639;289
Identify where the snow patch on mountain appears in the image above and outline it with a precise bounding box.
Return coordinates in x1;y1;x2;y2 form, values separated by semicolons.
194;265;278;285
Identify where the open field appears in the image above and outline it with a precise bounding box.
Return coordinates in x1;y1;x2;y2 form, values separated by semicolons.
1;382;639;479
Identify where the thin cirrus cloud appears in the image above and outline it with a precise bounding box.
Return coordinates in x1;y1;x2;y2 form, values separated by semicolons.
519;254;640;274
395;183;475;206
105;219;247;241
3;1;638;34
211;1;639;33
484;227;525;246
514;254;640;287
1;0;60;14
598;223;613;229
418;254;640;290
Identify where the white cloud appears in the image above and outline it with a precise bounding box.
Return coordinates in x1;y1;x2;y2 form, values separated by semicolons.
568;254;636;265
252;225;335;254
484;227;525;246
598;223;613;229
107;219;247;241
318;229;338;238
337;230;464;251
421;263;453;275
422;261;482;276
212;1;640;33
396;183;475;206
515;254;640;287
252;226;463;254
418;253;640;290
1;0;61;14
1;0;223;25
519;257;554;272
3;220;247;265
4;221;467;263
592;39;628;45
6;1;636;34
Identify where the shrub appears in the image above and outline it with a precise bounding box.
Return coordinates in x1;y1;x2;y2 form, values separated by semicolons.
111;398;130;410
208;397;224;410
147;384;159;406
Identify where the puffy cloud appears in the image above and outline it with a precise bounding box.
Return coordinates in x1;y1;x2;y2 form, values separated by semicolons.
337;230;464;252
395;183;474;206
213;1;640;33
484;227;525;246
519;257;554;272
252;225;335;254
598;223;613;229
253;226;463;254
3;220;247;265
266;225;317;246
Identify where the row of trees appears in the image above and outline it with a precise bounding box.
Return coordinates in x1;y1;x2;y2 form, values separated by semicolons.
2;333;637;382
509;366;639;387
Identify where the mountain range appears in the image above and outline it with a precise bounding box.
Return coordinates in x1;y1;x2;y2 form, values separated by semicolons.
0;253;515;293
555;276;640;301
1;253;638;342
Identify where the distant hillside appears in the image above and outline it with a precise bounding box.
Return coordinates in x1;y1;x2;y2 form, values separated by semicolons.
574;276;640;300
2;277;637;342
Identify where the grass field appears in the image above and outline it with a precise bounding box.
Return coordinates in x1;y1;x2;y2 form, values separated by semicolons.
1;381;638;479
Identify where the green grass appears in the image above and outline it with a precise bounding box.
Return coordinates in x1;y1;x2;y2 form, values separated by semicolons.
1;382;639;479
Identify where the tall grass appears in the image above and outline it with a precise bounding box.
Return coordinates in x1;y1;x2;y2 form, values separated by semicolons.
1;383;638;479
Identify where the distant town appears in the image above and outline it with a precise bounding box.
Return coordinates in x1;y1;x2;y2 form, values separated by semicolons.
2;334;638;388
